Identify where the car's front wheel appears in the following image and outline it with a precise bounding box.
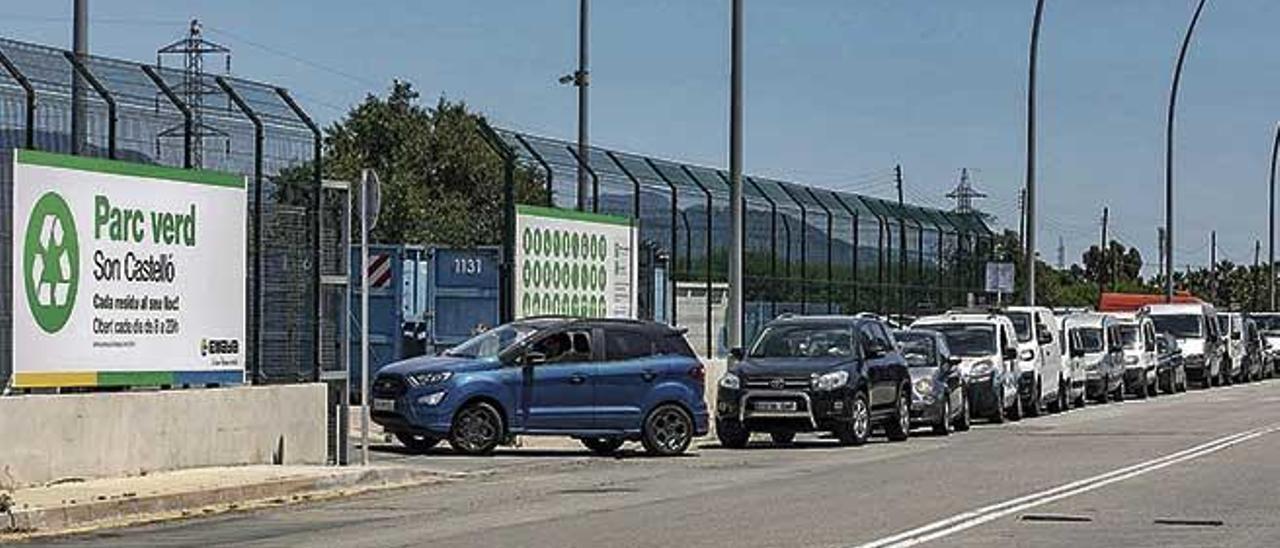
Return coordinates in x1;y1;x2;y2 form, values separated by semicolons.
579;437;625;456
932;394;952;436
954;389;972;432
834;391;871;446
886;383;911;442
395;432;441;453
642;404;693;456
716;418;750;449
449;401;504;456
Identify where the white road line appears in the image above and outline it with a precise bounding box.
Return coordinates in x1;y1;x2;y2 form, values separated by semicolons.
853;423;1280;548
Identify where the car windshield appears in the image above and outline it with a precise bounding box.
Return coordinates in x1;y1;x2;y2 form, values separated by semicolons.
1074;328;1104;353
749;324;856;358
1006;312;1033;342
1151;315;1202;339
895;333;937;368
919;323;995;358
1253;315;1280;335
444;323;542;359
1118;325;1141;350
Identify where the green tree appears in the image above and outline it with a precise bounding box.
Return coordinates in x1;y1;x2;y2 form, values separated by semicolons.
276;80;547;246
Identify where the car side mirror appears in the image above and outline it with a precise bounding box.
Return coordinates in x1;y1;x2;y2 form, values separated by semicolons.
948;355;963;367
1037;331;1053;346
1002;347;1017;361
865;344;887;359
523;351;547;367
729;347;745;361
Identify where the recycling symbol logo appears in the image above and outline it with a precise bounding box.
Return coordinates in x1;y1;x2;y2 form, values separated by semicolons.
23;192;79;334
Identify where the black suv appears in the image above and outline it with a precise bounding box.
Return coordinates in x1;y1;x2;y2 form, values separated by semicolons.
715;315;912;448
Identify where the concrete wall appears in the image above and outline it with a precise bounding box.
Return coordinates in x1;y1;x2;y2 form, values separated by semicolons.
703;359;727;437
0;384;327;488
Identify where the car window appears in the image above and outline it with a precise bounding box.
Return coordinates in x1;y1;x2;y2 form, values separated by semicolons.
604;328;654;361
751;324;857;358
1151;315;1202;338
658;333;697;358
1118;325;1141;350
918;323;995;358
530;330;592;364
895;333;937;368
1006;312;1033;343
1074;328;1103;353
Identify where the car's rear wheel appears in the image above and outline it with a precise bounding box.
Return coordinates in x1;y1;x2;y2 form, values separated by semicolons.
885;383;911;442
770;431;796;445
395;432;441;453
449;401;504;456
1113;377;1126;402
716;418;750;449
579;437;625;456
834;391;871;446
932;395;952;436
642;404;693;456
1008;388;1024;422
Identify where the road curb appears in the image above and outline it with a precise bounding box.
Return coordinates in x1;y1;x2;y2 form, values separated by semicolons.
2;466;455;539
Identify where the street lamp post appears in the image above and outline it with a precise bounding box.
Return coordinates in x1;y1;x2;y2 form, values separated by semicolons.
728;0;745;350
1270;122;1279;309
1024;0;1045;306
1164;0;1209;302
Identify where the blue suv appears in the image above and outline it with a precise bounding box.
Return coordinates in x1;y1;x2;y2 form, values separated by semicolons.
370;317;709;456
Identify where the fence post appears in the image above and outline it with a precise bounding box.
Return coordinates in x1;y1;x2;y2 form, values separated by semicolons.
141;65;191;169
217;77;264;384
605;151;641;222
679;166;716;358
643;158;681;327
744;176;778;318
62;52;116;159
830;192;861;312
0;46;37;149
775;183;809;314
513;134;553;205
564;145;598;213
804;187;835;311
474;120;516;324
275;87;323;382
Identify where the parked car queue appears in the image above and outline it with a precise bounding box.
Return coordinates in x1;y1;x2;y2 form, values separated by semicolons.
363;304;1277;458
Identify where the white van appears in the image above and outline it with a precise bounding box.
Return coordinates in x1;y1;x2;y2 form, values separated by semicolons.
1004;306;1066;415
1109;313;1159;398
1217;312;1245;383
1144;303;1224;388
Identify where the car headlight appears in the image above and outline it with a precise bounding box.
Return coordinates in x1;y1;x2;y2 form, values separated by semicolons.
1124;355;1139;366
813;370;850;391
1020;349;1035;361
914;377;934;396
969;360;995;378
719;372;741;390
416;391;447;406
407;371;453;387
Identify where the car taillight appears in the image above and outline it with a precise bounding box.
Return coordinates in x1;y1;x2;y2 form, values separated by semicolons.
688;364;706;383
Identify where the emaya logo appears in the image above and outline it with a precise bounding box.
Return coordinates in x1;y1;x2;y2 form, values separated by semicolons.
23;192;80;333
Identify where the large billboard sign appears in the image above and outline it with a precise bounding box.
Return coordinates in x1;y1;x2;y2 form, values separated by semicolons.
11;150;247;388
515;205;637;319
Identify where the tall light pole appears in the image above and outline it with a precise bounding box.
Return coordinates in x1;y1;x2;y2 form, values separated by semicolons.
1270;122;1279;309
1164;0;1209;302
1024;0;1046;306
575;0;591;211
70;0;88;155
727;0;745;350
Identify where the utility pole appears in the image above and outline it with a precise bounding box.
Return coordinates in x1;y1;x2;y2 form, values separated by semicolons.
1017;188;1027;251
1255;239;1261;311
1158;226;1166;290
1057;236;1065;270
70;0;88;155
1164;0;1210;302
575;0;591;211
1100;206;1109;296
895;164;906;319
727;0;744;350
1210;230;1217;301
1024;0;1046;307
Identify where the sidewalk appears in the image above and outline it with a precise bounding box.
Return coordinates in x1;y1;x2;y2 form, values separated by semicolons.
1;464;453;540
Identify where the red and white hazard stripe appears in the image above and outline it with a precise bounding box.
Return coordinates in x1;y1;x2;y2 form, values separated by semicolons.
367;253;393;288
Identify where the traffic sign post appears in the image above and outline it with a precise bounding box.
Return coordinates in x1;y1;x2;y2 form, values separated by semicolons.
358;169;381;466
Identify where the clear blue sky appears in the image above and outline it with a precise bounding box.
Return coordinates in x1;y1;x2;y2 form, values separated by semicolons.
5;1;1279;275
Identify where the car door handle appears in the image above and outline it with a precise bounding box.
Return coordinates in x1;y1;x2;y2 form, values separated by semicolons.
568;374;588;385
641;370;658;382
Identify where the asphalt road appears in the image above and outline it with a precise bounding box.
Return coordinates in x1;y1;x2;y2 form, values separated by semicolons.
23;379;1280;548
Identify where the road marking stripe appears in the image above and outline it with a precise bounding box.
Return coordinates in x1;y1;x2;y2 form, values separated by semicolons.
854;423;1280;548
